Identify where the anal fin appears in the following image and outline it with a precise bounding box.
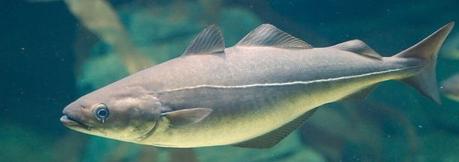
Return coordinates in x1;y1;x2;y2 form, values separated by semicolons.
234;109;316;148
342;85;377;102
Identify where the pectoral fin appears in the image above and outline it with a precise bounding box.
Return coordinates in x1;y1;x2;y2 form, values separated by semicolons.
161;108;213;126
234;109;316;148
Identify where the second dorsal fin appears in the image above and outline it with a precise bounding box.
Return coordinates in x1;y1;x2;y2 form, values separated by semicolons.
182;25;225;56
236;24;312;49
332;39;382;59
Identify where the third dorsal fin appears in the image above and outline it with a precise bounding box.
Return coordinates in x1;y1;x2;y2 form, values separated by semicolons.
332;39;382;59
236;24;312;49
182;25;225;56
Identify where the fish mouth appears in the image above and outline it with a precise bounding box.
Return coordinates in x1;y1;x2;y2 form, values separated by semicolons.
60;114;90;130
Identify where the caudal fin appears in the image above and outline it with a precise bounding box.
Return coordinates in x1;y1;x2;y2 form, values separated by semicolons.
394;22;454;104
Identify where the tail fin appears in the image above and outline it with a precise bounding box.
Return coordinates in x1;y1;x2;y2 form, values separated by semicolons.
394;22;454;104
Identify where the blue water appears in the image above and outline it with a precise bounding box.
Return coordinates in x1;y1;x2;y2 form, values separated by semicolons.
1;0;459;161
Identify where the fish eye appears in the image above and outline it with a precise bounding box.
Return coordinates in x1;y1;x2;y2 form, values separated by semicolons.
94;103;109;123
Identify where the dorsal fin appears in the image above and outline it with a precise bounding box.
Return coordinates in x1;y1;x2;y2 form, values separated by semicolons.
182;25;225;56
236;24;312;49
332;39;382;59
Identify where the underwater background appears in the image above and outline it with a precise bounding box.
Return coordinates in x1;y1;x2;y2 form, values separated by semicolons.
1;0;459;161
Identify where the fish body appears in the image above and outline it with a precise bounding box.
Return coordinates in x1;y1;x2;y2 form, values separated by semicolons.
139;47;417;147
61;23;454;148
441;74;459;101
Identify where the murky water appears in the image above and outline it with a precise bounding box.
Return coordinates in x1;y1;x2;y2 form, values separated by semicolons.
1;0;459;161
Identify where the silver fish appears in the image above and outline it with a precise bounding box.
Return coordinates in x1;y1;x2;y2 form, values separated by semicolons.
61;22;454;148
441;74;459;101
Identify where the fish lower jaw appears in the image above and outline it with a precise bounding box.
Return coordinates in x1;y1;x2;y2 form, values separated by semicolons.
60;115;91;130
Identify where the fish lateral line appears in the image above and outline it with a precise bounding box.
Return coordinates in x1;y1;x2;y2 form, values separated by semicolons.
156;66;421;94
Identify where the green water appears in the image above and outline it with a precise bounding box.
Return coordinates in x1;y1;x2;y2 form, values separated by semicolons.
1;0;459;161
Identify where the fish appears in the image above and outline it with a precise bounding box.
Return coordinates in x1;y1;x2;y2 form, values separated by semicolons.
61;22;454;148
441;74;459;101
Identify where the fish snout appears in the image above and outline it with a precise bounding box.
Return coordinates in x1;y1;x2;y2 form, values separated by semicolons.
62;103;79;118
61;103;90;130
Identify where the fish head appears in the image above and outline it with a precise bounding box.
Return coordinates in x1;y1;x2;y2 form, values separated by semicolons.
60;85;162;142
